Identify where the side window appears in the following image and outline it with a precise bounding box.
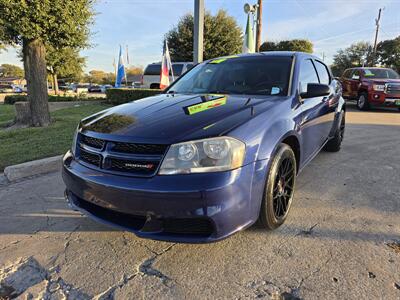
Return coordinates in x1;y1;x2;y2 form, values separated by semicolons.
299;59;319;93
343;69;353;79
314;61;330;84
351;70;360;80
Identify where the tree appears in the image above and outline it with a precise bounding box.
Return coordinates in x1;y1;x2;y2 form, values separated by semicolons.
260;39;313;53
0;1;94;127
126;66;143;76
377;36;400;73
46;45;86;94
85;70;115;85
331;42;373;76
0;64;24;78
165;10;242;61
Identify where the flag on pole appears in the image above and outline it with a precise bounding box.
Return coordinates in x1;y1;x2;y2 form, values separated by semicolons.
115;45;126;88
126;45;130;65
242;13;255;53
112;58;116;77
160;40;173;89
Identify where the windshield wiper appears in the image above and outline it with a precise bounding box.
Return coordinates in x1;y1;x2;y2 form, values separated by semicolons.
207;90;231;94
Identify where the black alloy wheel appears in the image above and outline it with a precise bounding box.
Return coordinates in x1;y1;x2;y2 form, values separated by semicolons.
259;143;297;230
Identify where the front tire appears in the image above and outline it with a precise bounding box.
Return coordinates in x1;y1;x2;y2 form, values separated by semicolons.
357;92;370;111
258;143;297;230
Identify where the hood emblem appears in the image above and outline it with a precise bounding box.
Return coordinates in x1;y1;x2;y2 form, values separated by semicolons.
125;163;154;169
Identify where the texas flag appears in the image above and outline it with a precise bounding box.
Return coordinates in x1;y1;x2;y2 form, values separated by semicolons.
115;45;126;88
160;40;173;90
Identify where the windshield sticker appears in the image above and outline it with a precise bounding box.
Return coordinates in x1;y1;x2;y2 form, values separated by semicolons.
271;87;280;95
186;97;227;115
209;55;239;64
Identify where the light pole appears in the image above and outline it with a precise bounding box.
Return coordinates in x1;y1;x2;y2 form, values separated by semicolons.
244;2;262;52
193;0;204;64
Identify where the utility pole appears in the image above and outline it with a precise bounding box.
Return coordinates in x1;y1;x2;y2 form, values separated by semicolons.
372;8;382;66
255;0;263;51
193;0;204;63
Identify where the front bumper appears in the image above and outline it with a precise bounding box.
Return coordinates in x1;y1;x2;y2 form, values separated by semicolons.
368;92;400;107
62;151;268;243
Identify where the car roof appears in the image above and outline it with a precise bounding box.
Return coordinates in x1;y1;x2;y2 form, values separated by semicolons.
147;62;193;65
346;67;393;71
203;51;322;62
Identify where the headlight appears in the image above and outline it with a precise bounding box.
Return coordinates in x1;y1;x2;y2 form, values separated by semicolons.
71;126;79;156
159;137;245;175
373;84;385;91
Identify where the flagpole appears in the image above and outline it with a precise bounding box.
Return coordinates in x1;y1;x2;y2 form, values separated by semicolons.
166;41;174;82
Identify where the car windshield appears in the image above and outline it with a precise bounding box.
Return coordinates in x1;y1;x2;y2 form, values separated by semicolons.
168;56;293;96
363;68;400;79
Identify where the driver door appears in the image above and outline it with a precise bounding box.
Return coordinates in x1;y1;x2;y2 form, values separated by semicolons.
298;59;329;164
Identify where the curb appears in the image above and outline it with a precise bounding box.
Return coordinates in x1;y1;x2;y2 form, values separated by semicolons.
4;155;63;182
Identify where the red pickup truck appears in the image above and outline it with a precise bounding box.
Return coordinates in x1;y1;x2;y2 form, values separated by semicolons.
340;67;400;111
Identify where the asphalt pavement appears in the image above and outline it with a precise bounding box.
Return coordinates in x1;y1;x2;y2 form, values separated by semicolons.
0;103;399;299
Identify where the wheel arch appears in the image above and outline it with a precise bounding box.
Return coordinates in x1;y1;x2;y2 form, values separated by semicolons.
280;135;301;174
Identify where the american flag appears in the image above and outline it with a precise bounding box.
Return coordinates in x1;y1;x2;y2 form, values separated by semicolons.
160;40;173;90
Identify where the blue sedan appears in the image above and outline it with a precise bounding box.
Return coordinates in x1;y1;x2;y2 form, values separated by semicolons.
62;52;345;243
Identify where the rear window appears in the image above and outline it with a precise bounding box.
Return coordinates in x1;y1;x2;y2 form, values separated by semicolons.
144;63;184;76
144;64;161;76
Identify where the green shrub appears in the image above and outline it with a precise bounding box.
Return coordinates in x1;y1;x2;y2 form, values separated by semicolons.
106;88;162;105
4;95;26;104
4;94;104;105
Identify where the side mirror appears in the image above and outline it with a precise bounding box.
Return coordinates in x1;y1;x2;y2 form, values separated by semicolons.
352;75;360;80
300;83;331;99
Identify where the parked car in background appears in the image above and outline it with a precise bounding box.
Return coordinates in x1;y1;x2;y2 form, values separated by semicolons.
72;84;89;94
340;67;400;110
142;62;194;89
101;84;113;93
88;85;102;93
0;84;14;93
63;52;345;243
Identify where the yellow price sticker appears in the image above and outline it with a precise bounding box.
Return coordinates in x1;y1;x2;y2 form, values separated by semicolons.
210;55;239;64
187;97;227;115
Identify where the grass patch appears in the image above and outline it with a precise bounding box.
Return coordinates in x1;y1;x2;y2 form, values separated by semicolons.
0;103;111;171
0;105;15;127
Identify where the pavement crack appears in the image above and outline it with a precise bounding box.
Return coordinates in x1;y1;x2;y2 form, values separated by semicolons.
296;223;318;236
94;272;139;299
137;243;176;287
296;251;333;290
47;225;80;267
0;240;21;251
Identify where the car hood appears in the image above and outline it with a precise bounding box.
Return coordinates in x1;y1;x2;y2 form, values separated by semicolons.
80;93;283;144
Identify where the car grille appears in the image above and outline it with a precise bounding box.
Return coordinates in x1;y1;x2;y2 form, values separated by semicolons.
77;133;168;177
112;142;167;155
386;83;400;96
81;135;105;149
80;149;102;167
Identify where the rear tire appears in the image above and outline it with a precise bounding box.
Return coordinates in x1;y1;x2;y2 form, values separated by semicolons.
258;143;297;230
357;92;370;111
324;111;345;152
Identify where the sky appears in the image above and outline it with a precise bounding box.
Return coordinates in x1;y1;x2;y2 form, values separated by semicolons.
1;0;399;73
